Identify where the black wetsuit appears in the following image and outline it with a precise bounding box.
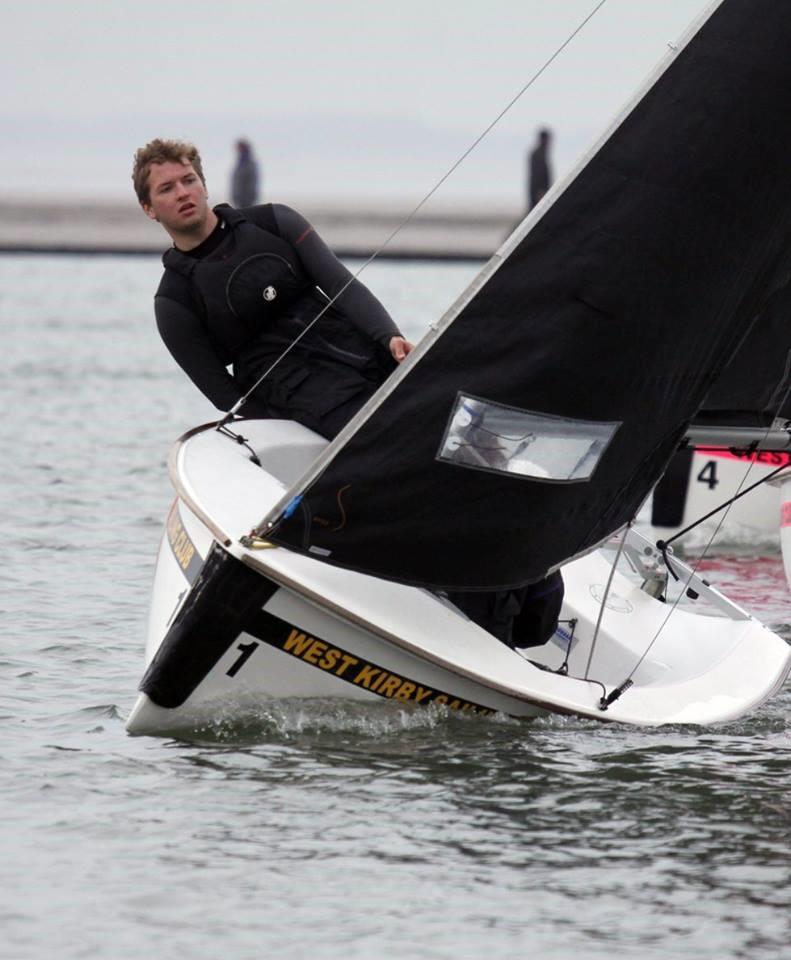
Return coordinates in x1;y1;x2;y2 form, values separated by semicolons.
445;572;564;649
154;203;400;438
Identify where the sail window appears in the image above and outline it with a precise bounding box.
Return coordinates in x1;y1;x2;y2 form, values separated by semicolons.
437;394;620;482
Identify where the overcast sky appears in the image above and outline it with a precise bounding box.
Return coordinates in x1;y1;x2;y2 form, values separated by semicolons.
1;0;714;206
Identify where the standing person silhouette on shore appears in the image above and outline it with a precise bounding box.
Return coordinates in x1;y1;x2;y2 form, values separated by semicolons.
527;128;553;211
231;138;260;208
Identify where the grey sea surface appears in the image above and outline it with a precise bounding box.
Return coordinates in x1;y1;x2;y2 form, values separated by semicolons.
2;255;790;960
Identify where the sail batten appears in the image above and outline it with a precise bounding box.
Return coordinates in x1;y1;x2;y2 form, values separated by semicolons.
263;0;791;590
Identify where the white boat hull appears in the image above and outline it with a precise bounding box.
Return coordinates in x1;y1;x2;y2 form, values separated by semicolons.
127;421;791;737
778;476;791;590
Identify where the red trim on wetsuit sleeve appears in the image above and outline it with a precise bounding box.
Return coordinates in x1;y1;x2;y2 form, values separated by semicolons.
295;226;315;245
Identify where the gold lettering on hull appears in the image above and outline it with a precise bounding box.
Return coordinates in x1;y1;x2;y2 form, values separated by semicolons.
270;627;495;715
165;501;198;575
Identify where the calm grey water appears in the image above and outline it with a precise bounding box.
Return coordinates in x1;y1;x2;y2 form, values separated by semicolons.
2;255;790;960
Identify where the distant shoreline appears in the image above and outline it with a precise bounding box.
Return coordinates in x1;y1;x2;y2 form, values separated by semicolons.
0;244;488;264
0;198;522;262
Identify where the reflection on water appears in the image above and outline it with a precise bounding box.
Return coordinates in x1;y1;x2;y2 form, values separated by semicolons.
1;256;790;960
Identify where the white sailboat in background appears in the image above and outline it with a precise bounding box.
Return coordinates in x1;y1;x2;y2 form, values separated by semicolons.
646;446;789;550
127;0;791;738
777;482;791;591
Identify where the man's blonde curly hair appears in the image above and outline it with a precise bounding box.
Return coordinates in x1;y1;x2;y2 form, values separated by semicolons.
132;138;206;205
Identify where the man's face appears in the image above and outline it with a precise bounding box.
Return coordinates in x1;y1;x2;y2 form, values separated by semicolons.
142;160;209;234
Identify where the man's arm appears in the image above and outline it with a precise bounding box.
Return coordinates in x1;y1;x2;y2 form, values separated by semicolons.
155;295;242;412
269;203;412;360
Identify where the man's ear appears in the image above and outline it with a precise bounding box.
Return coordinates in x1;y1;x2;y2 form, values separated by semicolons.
141;203;159;222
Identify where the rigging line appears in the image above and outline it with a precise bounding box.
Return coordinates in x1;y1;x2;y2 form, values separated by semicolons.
556;617;577;675
623;376;791;687
583;520;631;680
216;423;262;466
659;458;791;552
221;0;610;423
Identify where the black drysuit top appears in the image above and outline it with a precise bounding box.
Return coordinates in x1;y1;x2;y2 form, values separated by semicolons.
154;203;401;434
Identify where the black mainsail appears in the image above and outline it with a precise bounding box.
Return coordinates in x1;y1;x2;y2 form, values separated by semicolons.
261;0;791;590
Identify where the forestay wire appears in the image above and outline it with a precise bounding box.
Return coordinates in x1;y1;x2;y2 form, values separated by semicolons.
222;0;610;423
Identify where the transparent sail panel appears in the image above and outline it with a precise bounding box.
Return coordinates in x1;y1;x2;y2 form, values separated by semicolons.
438;394;620;482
